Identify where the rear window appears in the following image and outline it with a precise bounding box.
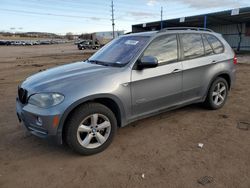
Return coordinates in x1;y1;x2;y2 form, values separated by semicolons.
180;34;204;60
205;34;224;54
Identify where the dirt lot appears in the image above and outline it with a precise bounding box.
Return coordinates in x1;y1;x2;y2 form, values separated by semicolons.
0;44;250;188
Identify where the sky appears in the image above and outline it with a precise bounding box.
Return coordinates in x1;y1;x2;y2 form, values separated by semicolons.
0;0;249;35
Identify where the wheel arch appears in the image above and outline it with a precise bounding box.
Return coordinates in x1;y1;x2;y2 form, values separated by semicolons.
217;73;231;90
204;71;231;100
57;94;126;143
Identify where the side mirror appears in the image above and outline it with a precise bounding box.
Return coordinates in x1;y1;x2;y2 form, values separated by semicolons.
137;56;158;69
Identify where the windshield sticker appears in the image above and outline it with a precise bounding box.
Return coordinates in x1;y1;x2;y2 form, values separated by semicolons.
125;40;139;45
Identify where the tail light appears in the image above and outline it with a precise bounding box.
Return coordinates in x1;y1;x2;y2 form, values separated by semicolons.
233;54;237;64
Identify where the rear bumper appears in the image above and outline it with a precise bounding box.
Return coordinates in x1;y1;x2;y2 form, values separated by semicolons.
16;98;63;144
230;66;236;89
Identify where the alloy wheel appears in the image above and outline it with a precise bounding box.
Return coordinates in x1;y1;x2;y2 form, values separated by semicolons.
212;82;227;106
76;113;111;149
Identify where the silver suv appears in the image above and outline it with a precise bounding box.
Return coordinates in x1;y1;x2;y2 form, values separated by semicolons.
16;28;236;155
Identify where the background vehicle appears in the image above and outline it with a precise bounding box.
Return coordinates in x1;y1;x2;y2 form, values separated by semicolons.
25;41;34;45
11;41;26;46
77;40;101;50
0;40;7;45
16;27;236;155
39;40;51;45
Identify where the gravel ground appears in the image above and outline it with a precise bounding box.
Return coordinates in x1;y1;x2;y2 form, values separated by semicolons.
0;44;250;188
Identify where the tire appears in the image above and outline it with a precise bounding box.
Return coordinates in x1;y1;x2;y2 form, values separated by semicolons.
204;77;229;110
65;102;117;155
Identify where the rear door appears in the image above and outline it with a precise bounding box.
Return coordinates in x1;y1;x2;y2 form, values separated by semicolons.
131;34;183;117
180;33;226;102
180;33;212;102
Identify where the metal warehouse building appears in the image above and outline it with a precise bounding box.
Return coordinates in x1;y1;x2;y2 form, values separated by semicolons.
132;7;250;51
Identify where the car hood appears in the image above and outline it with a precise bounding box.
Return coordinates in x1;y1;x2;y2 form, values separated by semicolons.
22;61;122;93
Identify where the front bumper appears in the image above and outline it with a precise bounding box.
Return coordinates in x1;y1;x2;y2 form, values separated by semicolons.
16;98;63;144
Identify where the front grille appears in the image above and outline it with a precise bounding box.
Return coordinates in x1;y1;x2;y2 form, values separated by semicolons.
18;87;28;104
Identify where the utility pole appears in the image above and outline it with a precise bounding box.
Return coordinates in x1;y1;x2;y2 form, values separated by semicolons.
111;0;115;39
160;6;163;29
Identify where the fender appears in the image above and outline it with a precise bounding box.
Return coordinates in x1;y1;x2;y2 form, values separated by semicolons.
56;93;126;143
202;70;232;101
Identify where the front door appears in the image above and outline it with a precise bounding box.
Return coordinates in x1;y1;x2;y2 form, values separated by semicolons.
131;34;183;117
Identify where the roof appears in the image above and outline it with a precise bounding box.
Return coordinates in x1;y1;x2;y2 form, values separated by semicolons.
132;7;250;32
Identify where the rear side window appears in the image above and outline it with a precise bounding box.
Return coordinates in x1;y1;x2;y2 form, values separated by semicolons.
202;35;214;55
143;34;178;64
205;34;224;54
180;34;204;60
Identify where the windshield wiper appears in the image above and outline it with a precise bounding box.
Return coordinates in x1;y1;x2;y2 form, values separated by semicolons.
87;59;110;66
87;59;124;67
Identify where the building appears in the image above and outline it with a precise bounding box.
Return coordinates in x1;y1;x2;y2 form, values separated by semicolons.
132;7;250;51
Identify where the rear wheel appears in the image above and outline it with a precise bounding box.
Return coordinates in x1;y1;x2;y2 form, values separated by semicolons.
204;77;228;110
65;103;117;155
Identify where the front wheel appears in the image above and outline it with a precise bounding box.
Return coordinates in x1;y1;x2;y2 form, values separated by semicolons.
65;103;117;155
204;77;229;110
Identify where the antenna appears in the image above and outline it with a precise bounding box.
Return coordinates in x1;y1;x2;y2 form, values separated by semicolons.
111;0;115;39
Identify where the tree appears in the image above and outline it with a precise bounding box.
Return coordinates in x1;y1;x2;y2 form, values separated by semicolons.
66;32;74;40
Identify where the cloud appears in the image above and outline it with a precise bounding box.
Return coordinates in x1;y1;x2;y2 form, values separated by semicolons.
128;11;158;18
147;0;158;6
90;17;101;21
146;0;243;8
176;0;242;8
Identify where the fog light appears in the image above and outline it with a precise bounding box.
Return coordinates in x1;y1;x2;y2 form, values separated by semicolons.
36;116;43;126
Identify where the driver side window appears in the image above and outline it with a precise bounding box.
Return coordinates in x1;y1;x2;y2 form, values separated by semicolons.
143;34;178;65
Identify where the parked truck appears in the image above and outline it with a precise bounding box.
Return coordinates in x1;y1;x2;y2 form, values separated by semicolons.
77;40;101;50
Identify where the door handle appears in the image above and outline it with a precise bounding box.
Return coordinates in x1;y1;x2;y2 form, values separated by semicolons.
172;69;182;73
212;60;217;64
122;82;129;87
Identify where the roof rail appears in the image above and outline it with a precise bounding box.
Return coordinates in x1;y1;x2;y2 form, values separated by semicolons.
158;27;214;33
124;32;132;35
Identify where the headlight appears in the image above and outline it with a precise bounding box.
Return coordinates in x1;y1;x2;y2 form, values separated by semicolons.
28;93;64;108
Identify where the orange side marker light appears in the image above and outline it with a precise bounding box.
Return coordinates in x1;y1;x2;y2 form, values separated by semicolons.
53;115;60;128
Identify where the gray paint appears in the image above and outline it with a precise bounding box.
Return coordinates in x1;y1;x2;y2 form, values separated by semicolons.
16;29;236;144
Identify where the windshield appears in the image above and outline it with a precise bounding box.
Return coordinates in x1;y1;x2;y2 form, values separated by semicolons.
87;35;150;67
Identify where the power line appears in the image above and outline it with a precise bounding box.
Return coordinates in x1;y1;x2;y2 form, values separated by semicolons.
16;0;161;16
3;11;111;27
11;1;111;18
0;8;110;20
0;2;160;22
6;0;250;17
7;1;246;22
1;2;250;33
23;0;160;12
